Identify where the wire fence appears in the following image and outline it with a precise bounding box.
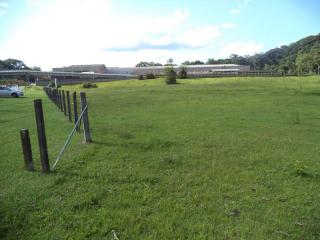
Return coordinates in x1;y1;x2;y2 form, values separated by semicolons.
20;87;92;173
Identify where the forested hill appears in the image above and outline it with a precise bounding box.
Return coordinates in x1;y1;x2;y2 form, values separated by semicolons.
247;33;320;73
184;33;320;74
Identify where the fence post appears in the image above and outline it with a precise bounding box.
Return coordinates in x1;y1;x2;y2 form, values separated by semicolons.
34;99;50;173
20;129;34;171
73;92;79;132
62;90;67;116
66;91;72;122
59;90;63;111
54;89;59;107
80;92;92;142
56;89;60;108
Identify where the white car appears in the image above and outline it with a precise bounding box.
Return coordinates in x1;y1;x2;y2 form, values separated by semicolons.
0;86;24;97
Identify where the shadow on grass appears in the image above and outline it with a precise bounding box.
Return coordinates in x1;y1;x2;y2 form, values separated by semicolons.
302;91;320;96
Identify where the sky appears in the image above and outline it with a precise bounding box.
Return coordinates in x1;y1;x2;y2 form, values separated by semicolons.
0;0;319;70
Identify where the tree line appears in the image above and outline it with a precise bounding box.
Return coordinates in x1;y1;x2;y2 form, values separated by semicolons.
136;34;320;74
0;58;41;71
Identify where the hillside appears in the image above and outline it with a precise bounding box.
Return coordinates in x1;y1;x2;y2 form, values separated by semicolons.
187;34;320;74
249;33;320;73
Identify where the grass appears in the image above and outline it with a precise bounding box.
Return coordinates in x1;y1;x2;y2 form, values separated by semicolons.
1;76;320;239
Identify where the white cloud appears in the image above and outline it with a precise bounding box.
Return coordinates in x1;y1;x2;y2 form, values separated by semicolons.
0;0;238;69
229;0;252;15
219;41;264;57
221;23;236;29
0;1;8;16
229;9;240;15
26;0;42;6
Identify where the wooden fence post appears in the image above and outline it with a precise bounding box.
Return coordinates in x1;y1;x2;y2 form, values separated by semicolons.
59;90;63;111
73;92;79;132
34;99;50;173
62;90;67;116
20;129;34;171
80;92;92;142
66;91;72;122
55;89;59;107
56;89;60;108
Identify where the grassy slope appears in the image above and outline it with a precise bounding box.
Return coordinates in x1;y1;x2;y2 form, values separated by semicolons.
1;76;320;239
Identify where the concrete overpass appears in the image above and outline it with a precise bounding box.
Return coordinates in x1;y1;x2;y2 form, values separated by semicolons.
0;70;137;85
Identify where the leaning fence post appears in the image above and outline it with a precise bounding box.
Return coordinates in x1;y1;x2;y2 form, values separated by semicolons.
73;92;79;132
80;92;92;142
66;91;72;122
20;129;34;171
34;99;50;173
62;90;67;116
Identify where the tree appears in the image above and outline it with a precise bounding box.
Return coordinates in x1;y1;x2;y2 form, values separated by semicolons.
229;54;240;64
310;45;320;74
206;58;217;64
296;53;313;73
2;59;29;69
164;66;177;84
0;60;9;69
193;60;204;65
313;54;320;75
181;60;204;65
164;58;175;66
278;64;289;75
31;66;41;71
178;66;188;79
135;61;162;67
182;60;191;65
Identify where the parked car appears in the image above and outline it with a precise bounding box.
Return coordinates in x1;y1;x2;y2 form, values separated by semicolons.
0;86;24;97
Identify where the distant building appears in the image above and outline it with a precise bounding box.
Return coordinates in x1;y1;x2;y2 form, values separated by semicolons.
52;64;107;73
52;64;250;76
107;64;250;75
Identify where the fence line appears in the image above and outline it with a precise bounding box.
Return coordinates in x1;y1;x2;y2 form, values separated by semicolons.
20;87;92;173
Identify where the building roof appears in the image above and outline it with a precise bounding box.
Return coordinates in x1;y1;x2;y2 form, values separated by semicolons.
108;64;242;70
190;68;241;72
68;64;106;68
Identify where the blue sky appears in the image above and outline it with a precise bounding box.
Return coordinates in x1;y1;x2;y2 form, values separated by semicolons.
0;0;319;70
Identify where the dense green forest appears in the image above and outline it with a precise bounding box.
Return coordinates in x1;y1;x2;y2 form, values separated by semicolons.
137;34;320;74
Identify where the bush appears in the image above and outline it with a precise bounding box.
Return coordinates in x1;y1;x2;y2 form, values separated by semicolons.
178;66;188;79
138;75;144;80
293;160;311;177
164;66;177;84
82;82;98;88
146;73;156;79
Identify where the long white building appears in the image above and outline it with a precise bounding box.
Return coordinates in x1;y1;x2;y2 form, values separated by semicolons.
53;64;250;76
107;64;250;75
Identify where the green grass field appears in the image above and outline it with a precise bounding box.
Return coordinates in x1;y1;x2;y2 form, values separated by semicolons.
1;76;320;239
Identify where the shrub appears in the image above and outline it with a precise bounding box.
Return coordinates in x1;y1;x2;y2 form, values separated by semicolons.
82;82;98;88
138;75;144;80
164;66;177;85
146;73;156;79
178;66;188;79
293;160;310;177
